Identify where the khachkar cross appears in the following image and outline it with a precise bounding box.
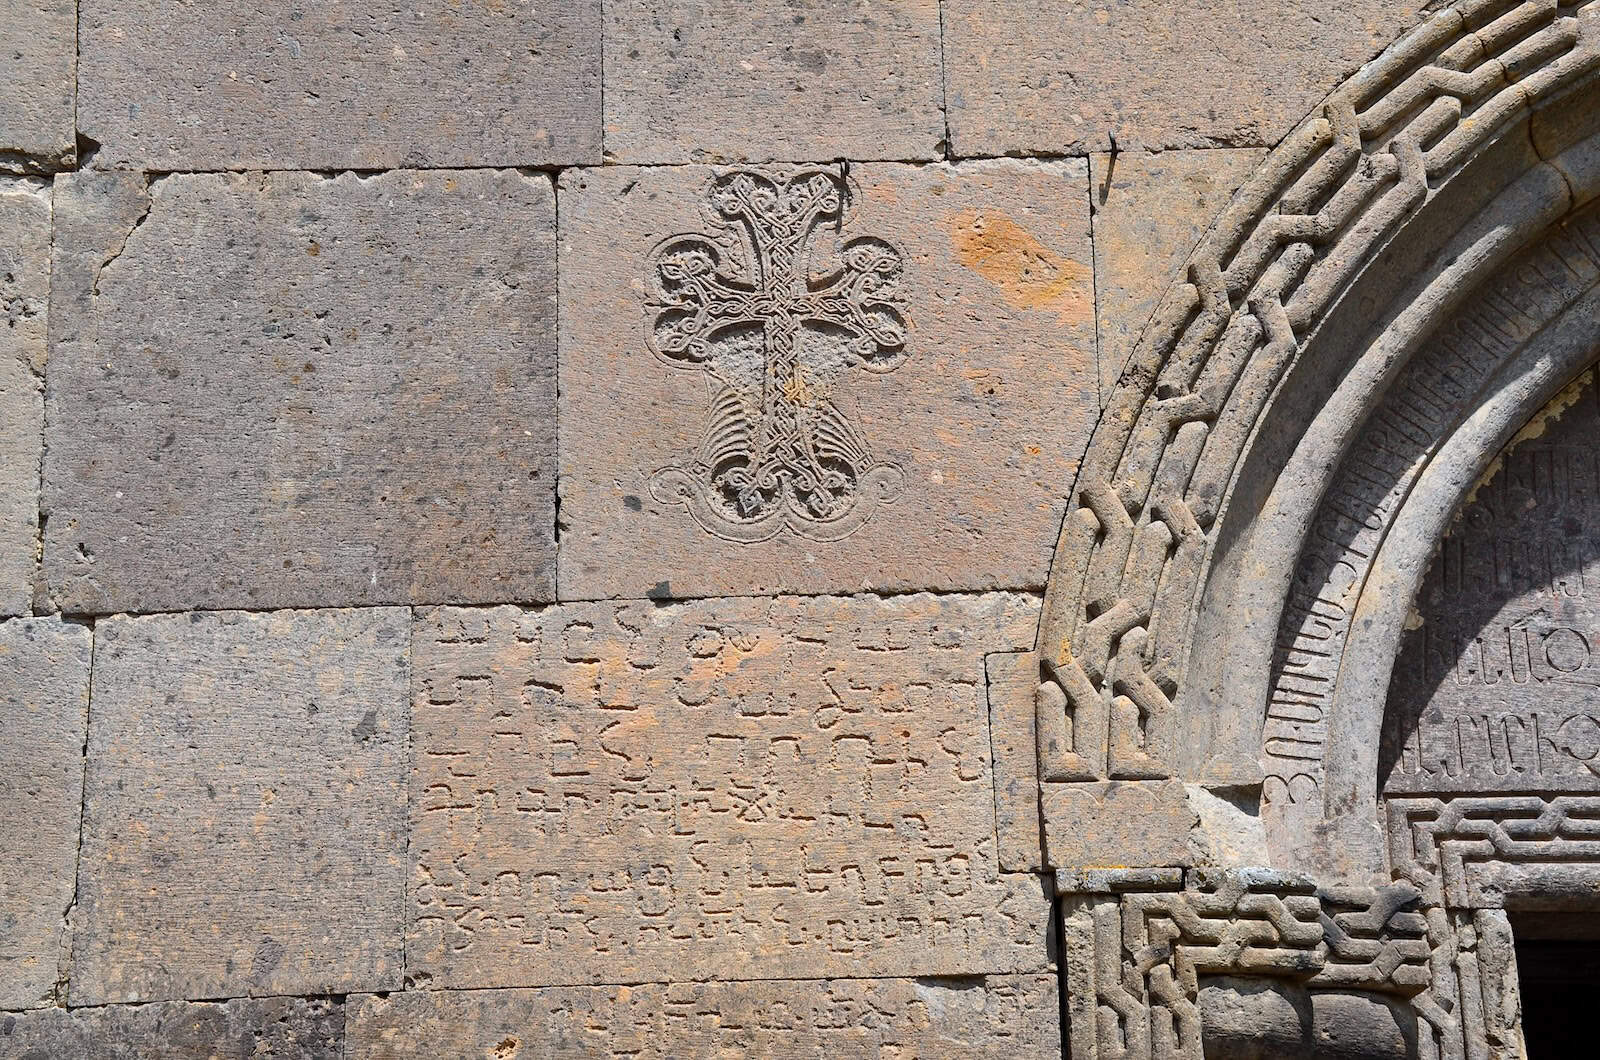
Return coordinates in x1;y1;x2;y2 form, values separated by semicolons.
646;168;910;542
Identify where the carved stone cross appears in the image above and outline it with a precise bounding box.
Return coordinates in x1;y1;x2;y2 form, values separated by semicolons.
646;169;910;542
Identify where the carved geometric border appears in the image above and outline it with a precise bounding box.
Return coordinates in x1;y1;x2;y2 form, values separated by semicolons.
1388;794;1600;907
1058;868;1431;1060
1036;0;1600;791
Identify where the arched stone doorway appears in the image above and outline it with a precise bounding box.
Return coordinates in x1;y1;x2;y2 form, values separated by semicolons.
1023;1;1600;1056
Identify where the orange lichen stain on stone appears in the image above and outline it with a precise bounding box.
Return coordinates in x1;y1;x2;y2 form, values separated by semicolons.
947;210;1092;325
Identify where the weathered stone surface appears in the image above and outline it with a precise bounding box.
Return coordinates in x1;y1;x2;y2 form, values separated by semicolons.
603;0;943;164
0;996;343;1059
986;650;1045;872
1199;977;1418;1060
348;975;1061;1058
43;169;557;614
1383;371;1600;795
410;594;1050;988
76;1;600;170
0;181;49;614
0;618;90;1009
945;1;1421;155
1041;780;1198;869
1090;149;1264;404
71;608;408;1005
559;160;1095;600
0;2;75;170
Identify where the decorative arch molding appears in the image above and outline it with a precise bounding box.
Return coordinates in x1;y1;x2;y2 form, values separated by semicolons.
1035;5;1600;1058
1035;0;1600;803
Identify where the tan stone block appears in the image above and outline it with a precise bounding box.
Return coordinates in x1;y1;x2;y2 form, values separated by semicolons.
1041;779;1198;870
945;1;1421;156
0;996;342;1058
0;617;90;1008
409;594;1049;987
0;1;76;169
1091;149;1265;404
77;1;600;169
558;161;1095;600
603;0;943;164
348;975;1061;1058
986;650;1045;872
0;180;49;615
71;608;408;1004
42;169;557;614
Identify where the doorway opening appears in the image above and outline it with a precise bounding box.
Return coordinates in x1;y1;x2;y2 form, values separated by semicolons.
1510;913;1600;1058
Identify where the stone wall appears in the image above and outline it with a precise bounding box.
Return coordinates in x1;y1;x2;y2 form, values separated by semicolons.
1;1;1446;1054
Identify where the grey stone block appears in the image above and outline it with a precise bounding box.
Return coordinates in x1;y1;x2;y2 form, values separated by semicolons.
0;1;76;170
558;160;1096;600
603;0;943;164
0;996;343;1059
43;169;557;614
1041;779;1199;869
348;976;1061;1058
408;594;1048;988
945;0;1422;155
69;608;408;1005
0;180;49;614
77;1;601;170
0;617;90;1009
1090;148;1264;405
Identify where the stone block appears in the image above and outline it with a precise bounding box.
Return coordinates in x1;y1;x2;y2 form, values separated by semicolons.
43;169;557;614
1041;779;1198;870
945;1;1421;156
558;160;1095;600
70;608;408;1005
409;594;1049;988
1090;148;1265;404
986;650;1045;872
0;618;91;1009
0;2;76;170
348;976;1061;1058
0;180;49;614
603;0;943;164
76;1;601;170
0;996;343;1059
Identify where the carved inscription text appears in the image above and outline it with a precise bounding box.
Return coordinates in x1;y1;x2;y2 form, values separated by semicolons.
409;594;1045;988
1384;382;1600;794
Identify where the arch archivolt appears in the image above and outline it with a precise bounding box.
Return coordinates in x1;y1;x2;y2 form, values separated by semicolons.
1036;3;1600;1058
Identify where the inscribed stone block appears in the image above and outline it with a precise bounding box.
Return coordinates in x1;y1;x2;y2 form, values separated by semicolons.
603;0;943;164
945;1;1421;156
0;181;49;614
1091;149;1265;404
0;997;342;1059
1383;371;1600;794
409;594;1050;988
0;1;76;170
1041;780;1199;870
43;169;557;614
70;608;408;1005
558;160;1096;600
987;650;1045;872
76;1;601;170
0;617;90;1009
348;976;1061;1058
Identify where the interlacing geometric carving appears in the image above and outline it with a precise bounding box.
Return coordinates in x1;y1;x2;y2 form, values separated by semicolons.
1388;794;1600;906
1060;868;1431;1060
645;168;910;542
1035;0;1600;786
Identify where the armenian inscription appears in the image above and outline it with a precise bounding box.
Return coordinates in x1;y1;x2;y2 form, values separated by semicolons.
408;594;1048;988
1383;373;1600;794
646;169;910;542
